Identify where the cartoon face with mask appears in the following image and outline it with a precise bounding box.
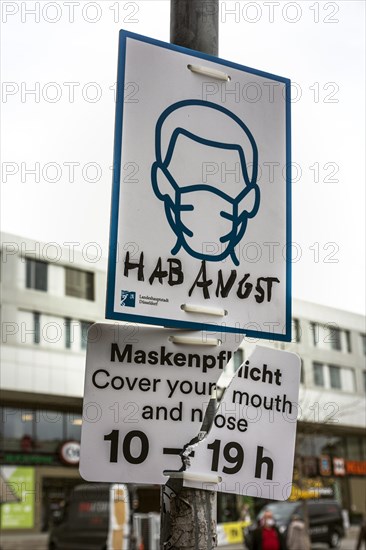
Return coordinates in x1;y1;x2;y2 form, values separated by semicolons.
151;100;260;266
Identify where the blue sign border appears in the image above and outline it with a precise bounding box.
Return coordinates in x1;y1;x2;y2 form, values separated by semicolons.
106;29;292;342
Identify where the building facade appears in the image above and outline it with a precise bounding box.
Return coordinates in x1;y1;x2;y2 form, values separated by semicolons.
1;233;365;532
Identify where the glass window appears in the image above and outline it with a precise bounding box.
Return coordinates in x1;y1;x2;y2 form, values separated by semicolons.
310;322;318;346
34;312;40;344
81;321;93;350
329;327;341;351
346;436;362;461
361;438;366;460
361;334;366;356
297;434;314;457
313;362;324;386
293;318;301;343
341;367;355;392
329;365;341;389
66;413;82;441
26;259;48;291
345;331;352;353
233;349;244;372
320;435;345;457
300;358;304;384
35;410;64;452
65;268;94;300
1;407;35;451
65;318;71;349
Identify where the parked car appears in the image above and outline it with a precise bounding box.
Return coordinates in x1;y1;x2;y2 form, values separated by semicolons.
244;499;345;549
49;483;161;550
49;483;128;550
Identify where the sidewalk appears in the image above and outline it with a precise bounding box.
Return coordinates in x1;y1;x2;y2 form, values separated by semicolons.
0;533;48;550
0;527;360;550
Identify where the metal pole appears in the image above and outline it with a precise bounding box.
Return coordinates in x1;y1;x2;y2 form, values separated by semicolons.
160;6;219;549
170;0;219;56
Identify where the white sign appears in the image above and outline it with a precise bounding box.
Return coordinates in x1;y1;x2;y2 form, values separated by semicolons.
182;346;300;500
59;441;80;465
79;323;239;485
106;30;292;341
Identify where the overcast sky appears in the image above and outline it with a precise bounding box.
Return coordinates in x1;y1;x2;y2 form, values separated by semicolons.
1;0;365;316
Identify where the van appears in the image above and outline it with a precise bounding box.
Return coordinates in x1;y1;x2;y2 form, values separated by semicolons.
48;483;129;550
49;483;161;550
48;483;110;550
244;499;345;549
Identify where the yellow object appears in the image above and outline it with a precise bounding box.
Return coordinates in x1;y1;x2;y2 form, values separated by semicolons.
217;521;250;544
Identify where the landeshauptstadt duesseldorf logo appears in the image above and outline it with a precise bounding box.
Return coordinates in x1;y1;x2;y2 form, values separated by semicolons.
120;290;136;307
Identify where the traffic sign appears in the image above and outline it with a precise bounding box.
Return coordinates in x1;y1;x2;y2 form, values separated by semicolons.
79;323;239;485
106;30;292;341
182;346;300;500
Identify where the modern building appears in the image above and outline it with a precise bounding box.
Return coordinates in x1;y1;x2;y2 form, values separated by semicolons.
1;232;365;533
1;233;106;532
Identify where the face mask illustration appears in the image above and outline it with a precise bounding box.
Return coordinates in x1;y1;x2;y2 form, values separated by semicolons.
151;100;260;266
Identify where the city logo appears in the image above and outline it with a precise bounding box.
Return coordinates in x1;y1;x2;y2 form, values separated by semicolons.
120;290;136;307
151;99;260;266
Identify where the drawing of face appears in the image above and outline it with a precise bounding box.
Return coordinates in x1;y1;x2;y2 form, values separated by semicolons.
151;101;260;266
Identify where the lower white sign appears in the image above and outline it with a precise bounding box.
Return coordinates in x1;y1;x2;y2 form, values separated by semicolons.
79;323;239;484
183;346;300;500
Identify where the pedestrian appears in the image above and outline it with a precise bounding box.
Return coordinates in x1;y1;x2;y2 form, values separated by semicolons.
356;517;366;550
240;503;251;523
286;514;311;550
251;510;285;550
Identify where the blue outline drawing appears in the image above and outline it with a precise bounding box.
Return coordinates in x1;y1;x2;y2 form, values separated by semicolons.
151;100;260;266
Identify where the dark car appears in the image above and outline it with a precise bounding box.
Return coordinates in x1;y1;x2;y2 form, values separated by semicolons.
48;484;123;550
244;499;345;549
49;483;161;550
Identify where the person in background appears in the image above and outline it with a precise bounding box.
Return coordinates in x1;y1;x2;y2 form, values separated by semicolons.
251;510;285;550
356;517;366;550
286;514;311;550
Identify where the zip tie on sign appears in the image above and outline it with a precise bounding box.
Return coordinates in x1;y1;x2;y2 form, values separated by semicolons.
169;335;222;347
187;64;231;82
181;304;227;317
163;471;222;484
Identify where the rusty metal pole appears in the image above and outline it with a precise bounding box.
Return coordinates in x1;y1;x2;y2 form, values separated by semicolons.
160;3;219;548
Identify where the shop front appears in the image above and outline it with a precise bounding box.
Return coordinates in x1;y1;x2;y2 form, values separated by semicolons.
295;428;366;522
0;405;83;533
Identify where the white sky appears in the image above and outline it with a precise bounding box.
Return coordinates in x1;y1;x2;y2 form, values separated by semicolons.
1;0;365;316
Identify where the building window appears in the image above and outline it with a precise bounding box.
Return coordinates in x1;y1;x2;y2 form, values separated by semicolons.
65;318;71;349
329;365;341;389
233;349;244;372
346;436;363;461
1;408;35;451
313;362;324;387
26;259;48;291
345;331;352;353
310;322;318;346
361;334;366;356
33;312;40;344
35;410;64;452
65;267;94;301
81;321;92;350
363;372;366;393
66;413;82;440
293;318;301;343
329;327;342;351
300;358;305;384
